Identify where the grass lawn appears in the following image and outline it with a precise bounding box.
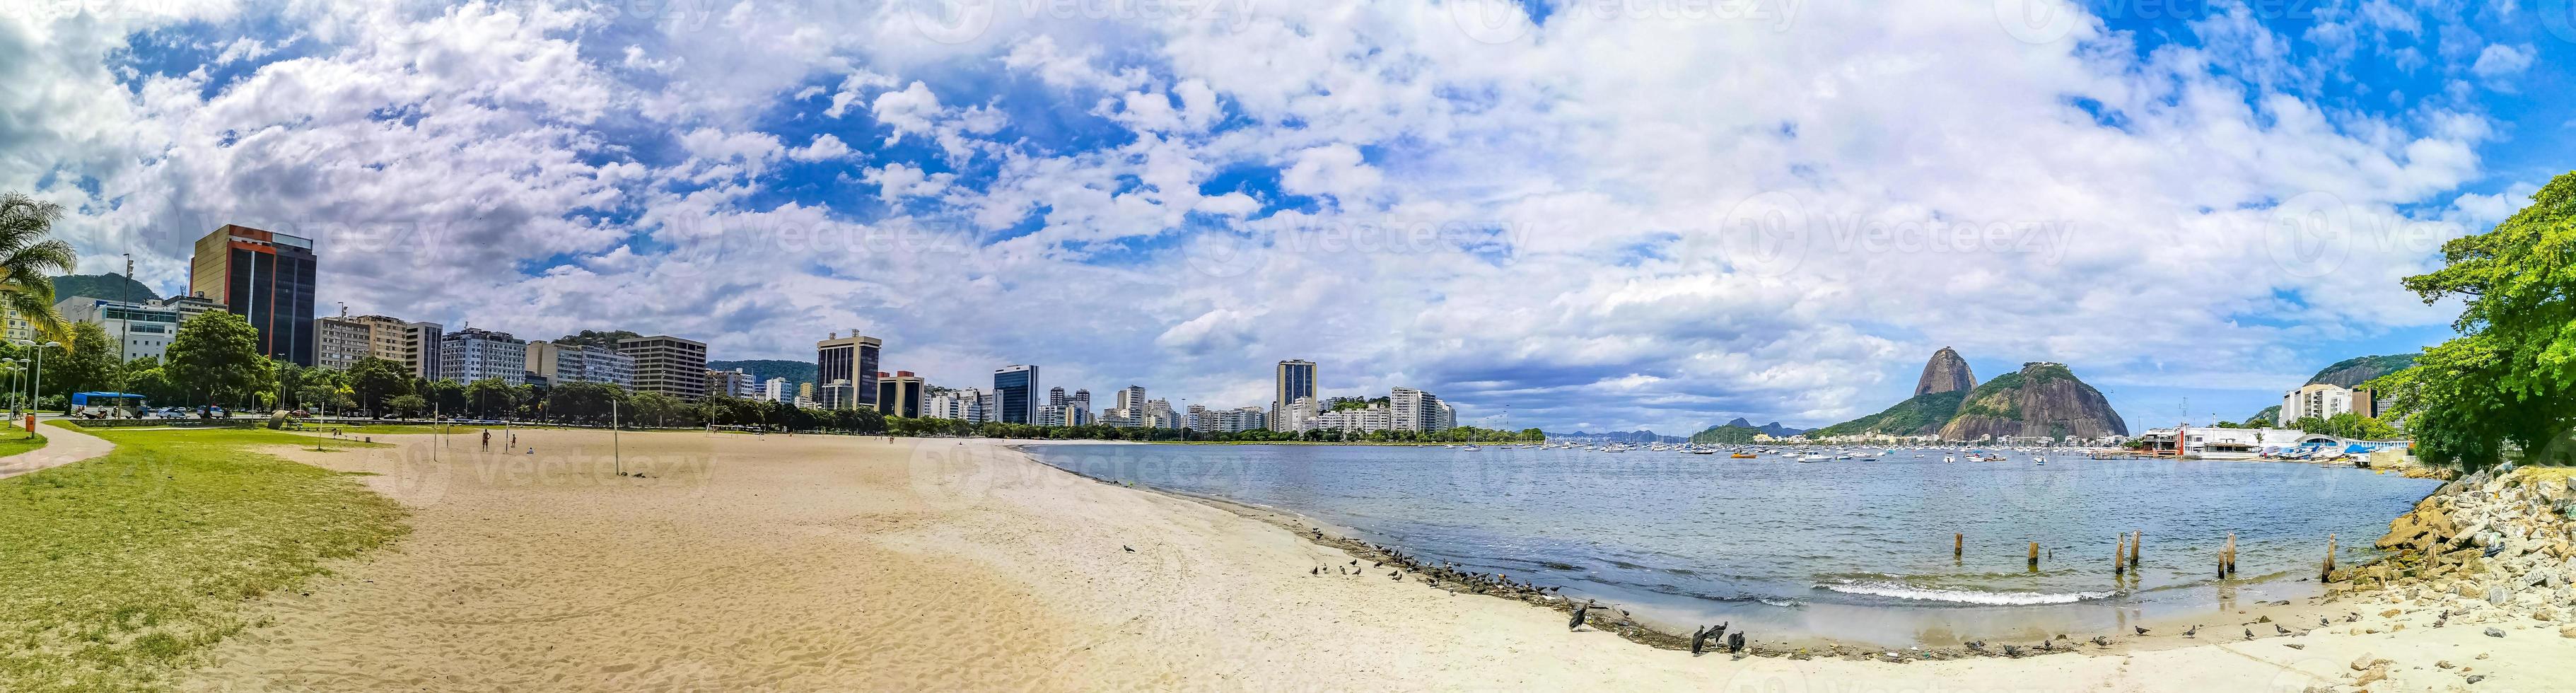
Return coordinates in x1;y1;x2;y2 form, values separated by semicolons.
0;431;45;459
0;428;404;692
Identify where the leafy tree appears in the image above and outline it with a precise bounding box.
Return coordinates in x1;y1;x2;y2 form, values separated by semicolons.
0;192;80;342
425;379;467;414
554;330;641;349
346;356;412;413
42;321;123;409
386;394;428;417
120;356;186;406
544;381;627;423
465;378;517;418
2381;170;2576;469
165;311;274;408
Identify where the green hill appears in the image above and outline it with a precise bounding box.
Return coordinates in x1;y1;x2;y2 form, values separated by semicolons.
2307;354;2417;388
707;359;817;388
52;273;159;303
1688;424;1764;444
1807;390;1965;438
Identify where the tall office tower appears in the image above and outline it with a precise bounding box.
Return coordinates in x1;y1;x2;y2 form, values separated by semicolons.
1048;387;1068;408
816;331;883;409
189;225;318;365
993;365;1039;424
1272;360;1317;431
617;334;710;399
876;371;925;418
1071;389;1091;412
1116;385;1146;412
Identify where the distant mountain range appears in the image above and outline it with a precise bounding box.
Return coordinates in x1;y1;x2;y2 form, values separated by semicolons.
1810;348;2128;441
52;273;160;303
708;359;817;389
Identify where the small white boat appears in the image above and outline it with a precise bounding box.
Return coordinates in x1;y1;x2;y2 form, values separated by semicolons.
1796;454;1829;463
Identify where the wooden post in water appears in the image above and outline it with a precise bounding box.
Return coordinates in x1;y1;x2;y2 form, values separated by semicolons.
2114;533;2127;576
2222;533;2237;578
2132;530;2143;569
2028;542;2039;571
1954;532;1964;561
2321;534;2337;582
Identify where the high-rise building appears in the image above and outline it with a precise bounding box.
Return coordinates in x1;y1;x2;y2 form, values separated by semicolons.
798;382;815;407
706;368;756;398
526;342;636;388
2280;383;2356;425
1392;387;1451;432
1116;385;1146;412
1048;387;1067;408
1272;360;1317;431
618;334;709;399
1188;405;1269;433
1071;389;1091;413
816;332;882;409
438;327;528;385
876;371;925;418
762;378;788;402
161;293;224;325
315;313;422;371
993;365;1039;424
54;297;181;361
189;225;318;365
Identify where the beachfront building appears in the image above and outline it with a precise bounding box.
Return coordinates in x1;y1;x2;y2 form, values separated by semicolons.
1390;387;1457;433
438;327;528;385
1276;395;1319;433
1188;405;1269;433
2135;426;2315;459
1272;359;1317;431
54;297;180;361
817;378;857;409
817;332;882;409
993;365;1039;424
930;388;989;423
527;342;636;388
876;371;925;418
2280;383;2357;425
190;225;319;365
762;378;788;402
311;313;426;372
619;334;709;399
1314;402;1394;433
706;368;757;398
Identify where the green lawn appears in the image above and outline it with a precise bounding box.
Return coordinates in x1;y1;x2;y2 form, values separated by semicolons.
318;423;574;436
0;428;404;692
0;431;46;459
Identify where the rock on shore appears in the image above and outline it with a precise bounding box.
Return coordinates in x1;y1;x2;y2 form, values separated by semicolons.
2339;468;2576;626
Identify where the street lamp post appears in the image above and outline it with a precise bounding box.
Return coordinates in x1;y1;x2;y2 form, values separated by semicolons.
14;341;60;417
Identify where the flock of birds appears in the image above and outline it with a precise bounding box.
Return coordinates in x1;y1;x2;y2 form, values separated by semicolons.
1280;526;2360;660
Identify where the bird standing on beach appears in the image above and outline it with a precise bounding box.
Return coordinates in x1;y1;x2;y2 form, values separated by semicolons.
1691;626;1710;655
2242;628;2254;640
2318;617;2330;627
2182;624;2198;638
1712;622;1727;643
2273;624;2290;635
1569;600;1595;631
1123;545;1134;552
2133;627;2148;635
1726;631;1745;655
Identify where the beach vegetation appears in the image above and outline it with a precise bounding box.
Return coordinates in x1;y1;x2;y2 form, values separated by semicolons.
0;192;81;343
2378;170;2576;470
0;427;404;691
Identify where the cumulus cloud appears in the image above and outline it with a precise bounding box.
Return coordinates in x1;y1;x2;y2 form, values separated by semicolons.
0;0;2548;433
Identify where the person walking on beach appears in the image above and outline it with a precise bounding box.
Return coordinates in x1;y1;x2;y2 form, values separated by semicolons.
482;430;491;449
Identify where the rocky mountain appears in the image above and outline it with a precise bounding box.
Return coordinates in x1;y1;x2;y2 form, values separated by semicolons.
2246;404;2282;426
2307;354;2418;389
1808;390;1966;438
1935;362;2129;441
52;273;159;303
1913;346;1977;396
1686;418;1809;444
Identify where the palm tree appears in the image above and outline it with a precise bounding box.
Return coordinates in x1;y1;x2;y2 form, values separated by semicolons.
0;193;80;343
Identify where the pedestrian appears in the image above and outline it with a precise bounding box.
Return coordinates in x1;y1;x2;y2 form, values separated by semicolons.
482;430;491;448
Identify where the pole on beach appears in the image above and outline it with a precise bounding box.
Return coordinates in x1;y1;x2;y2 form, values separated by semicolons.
1954;532;1963;562
2222;533;2237;578
2115;533;2128;576
2321;534;2336;582
2028;542;2039;571
612;400;622;477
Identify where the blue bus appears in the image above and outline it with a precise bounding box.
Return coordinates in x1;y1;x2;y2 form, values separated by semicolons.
70;392;148;418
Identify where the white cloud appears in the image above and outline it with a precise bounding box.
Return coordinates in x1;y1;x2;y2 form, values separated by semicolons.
2470;43;2534;82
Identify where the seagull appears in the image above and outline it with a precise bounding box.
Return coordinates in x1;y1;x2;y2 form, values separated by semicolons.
1726;631;1746;655
1568;600;1594;631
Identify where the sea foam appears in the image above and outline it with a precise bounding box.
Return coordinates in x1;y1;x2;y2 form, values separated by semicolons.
1817;580;2114;605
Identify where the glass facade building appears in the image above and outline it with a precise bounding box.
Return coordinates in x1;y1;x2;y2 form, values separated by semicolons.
993;365;1038;424
189;225;317;366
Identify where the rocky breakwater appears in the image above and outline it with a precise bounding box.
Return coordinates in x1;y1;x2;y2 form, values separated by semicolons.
2335;467;2576;638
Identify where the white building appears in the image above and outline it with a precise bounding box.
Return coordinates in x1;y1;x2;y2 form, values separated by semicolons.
1314;403;1394;433
2280;383;2355;425
54;297;181;361
438;327;528;385
762;378;788;402
1389;387;1458;433
526;342;635;388
1188;405;1269;433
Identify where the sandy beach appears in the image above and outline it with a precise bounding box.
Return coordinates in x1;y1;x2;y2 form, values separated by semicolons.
177;430;2575;692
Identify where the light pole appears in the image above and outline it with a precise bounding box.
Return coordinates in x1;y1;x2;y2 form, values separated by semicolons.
14;340;60;416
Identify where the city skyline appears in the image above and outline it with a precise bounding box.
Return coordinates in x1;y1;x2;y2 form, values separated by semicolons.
10;4;2570;433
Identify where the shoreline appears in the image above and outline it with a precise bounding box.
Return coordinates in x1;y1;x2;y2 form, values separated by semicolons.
1008;441;2535;664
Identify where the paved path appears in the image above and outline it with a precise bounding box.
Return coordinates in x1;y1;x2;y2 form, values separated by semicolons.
0;421;118;480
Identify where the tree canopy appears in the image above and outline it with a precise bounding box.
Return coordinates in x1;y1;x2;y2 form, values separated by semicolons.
164;311;274;408
2379;170;2576;469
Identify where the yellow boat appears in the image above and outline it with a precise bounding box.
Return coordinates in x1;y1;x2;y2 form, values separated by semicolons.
1730;453;1756;459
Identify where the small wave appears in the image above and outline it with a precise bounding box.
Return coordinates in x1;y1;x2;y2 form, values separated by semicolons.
1817;581;2114;605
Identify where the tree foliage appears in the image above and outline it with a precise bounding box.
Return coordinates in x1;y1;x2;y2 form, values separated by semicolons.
0;192;80;342
44;321;123;407
164;311;274;408
2380;170;2576;469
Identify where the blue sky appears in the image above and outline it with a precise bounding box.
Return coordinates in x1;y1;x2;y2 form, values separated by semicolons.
1;0;2567;434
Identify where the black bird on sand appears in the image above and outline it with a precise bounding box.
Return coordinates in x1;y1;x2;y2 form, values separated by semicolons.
2090;636;2110;646
1310;566;1320;576
2133;627;2149;635
1568;600;1595;631
2243;628;2255;640
2274;624;2291;635
2182;624;2198;638
1388;571;1401;580
2002;644;2022;657
1711;622;1727;642
1726;631;1745;654
2319;617;2330;627
1690;626;1710;655
1123;545;1134;552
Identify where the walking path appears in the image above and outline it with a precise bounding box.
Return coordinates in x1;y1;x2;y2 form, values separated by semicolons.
0;421;117;480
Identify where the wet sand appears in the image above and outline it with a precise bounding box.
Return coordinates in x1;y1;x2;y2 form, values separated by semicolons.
179;431;2575;691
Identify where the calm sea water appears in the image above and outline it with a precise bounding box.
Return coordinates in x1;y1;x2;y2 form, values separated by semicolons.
1025;443;2441;646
